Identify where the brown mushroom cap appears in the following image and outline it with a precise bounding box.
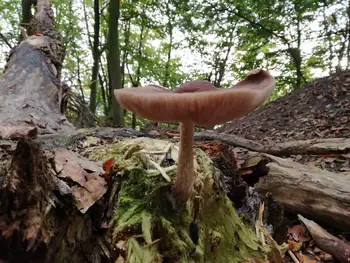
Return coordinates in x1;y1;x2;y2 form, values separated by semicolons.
114;69;276;126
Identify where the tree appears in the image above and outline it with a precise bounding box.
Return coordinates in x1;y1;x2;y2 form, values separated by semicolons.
107;0;124;126
88;0;101;115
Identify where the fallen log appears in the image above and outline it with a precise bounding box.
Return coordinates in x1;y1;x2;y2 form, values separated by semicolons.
244;152;350;230
194;131;350;156
266;137;350;156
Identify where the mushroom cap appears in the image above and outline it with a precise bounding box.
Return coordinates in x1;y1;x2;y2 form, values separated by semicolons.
114;69;276;126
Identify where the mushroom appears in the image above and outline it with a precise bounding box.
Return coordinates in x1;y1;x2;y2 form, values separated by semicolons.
114;69;276;210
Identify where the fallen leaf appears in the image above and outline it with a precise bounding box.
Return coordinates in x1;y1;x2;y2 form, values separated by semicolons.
103;157;116;176
296;253;317;263
318;251;333;261
288;240;303;252
114;256;125;263
288;225;311;242
55;148;107;213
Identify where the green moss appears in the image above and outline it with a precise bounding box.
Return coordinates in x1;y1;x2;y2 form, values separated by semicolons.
87;138;267;262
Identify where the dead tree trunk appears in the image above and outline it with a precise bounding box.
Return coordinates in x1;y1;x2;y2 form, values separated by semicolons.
0;0;74;139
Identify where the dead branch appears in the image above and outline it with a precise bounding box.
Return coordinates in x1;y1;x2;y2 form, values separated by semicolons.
194;131;350;156
267;137;350;156
298;215;350;263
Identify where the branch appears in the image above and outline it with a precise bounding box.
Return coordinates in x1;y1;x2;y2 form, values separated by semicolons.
0;32;13;49
194;131;350;156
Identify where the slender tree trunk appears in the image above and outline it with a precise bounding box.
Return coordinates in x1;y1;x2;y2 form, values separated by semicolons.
108;0;124;126
89;0;100;114
336;41;346;73
215;34;233;87
100;55;109;107
346;0;350;69
70;43;86;102
21;0;33;25
295;19;302;89
163;5;173;88
323;5;334;74
121;19;131;90
99;73;108;115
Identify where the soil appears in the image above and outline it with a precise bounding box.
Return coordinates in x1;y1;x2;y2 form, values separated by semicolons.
218;70;350;144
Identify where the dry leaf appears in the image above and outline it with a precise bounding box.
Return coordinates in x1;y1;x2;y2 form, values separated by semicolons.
288;240;303;252
296;253;317;263
288;225;311;242
55;148;107;213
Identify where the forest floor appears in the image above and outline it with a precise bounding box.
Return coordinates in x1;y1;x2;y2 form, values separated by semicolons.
219;70;350;145
218;70;350;174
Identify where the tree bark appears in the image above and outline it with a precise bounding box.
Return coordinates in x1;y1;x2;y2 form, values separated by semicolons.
107;0;124;126
0;0;74;138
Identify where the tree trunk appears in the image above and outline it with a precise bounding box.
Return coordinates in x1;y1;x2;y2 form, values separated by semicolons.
89;0;100;115
21;0;33;29
0;0;74;138
107;0;124;126
295;18;302;89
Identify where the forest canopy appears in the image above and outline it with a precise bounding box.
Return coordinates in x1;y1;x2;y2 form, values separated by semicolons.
0;0;349;127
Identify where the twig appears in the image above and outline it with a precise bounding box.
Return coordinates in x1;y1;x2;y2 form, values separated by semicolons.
288;250;300;263
0;32;13;49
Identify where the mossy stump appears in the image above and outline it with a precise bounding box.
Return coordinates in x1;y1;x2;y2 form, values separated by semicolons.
89;137;268;263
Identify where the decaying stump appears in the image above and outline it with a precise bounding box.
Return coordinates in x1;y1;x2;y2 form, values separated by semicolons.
0;0;74;139
0;135;277;262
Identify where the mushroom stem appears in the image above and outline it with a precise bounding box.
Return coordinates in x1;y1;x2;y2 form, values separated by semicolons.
172;120;195;209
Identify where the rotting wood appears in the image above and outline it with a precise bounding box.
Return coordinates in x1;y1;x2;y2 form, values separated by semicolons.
246;152;350;230
0;0;74;137
194;131;350;156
